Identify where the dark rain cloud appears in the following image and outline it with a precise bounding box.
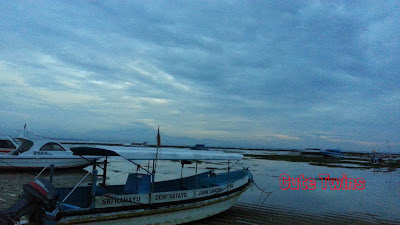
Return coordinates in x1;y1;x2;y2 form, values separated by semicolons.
0;1;399;151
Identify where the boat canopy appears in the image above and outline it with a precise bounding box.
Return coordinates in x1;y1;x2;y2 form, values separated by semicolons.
70;146;243;161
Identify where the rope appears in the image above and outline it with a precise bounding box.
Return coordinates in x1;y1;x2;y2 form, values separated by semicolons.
253;181;273;195
253;181;273;208
245;168;275;208
227;160;240;171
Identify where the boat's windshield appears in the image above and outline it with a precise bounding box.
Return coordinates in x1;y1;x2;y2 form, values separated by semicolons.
0;140;15;148
12;140;34;155
40;143;66;151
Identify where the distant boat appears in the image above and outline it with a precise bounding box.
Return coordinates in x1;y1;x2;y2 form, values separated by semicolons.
191;144;209;150
0;136;19;154
320;148;343;157
300;148;322;155
0;138;101;169
131;141;148;146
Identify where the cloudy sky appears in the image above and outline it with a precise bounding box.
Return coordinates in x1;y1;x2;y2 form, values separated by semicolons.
0;1;399;152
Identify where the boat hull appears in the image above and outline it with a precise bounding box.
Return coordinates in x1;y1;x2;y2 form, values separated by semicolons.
0;157;95;169
0;139;100;169
49;171;252;225
54;189;246;225
0;148;14;154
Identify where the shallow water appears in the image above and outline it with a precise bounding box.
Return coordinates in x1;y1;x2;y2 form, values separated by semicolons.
0;147;399;224
238;156;399;222
96;148;400;222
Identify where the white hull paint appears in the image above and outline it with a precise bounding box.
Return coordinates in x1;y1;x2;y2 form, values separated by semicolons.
87;194;240;225
57;187;247;225
0;157;94;169
0;139;100;169
53;174;251;224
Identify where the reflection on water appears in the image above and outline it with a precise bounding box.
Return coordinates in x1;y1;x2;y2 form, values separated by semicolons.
238;155;400;222
192;202;397;225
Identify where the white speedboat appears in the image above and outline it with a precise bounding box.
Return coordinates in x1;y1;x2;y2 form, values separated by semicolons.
0;146;253;224
0;139;101;169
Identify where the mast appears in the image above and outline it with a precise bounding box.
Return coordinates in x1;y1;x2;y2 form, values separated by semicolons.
151;126;161;192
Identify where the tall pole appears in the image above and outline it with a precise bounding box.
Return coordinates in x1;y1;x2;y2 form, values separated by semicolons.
228;160;230;184
195;161;198;196
152;127;161;193
102;156;108;186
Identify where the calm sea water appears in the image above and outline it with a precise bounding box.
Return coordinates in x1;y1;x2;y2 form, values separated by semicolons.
239;155;400;222
101;148;400;222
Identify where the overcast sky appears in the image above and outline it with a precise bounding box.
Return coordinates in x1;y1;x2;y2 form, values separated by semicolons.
0;1;399;152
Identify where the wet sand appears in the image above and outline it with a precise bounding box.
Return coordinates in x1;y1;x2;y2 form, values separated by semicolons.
0;169;90;210
192;203;398;225
0;172;35;209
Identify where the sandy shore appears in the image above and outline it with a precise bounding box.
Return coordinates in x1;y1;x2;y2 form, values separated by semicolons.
0;169;90;210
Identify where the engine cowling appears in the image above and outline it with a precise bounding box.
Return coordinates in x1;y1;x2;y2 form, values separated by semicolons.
0;178;58;225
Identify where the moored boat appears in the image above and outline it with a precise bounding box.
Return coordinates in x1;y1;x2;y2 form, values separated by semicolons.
0;138;101;169
0;146;253;224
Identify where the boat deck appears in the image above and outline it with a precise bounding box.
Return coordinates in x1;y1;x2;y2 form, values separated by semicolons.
56;170;249;209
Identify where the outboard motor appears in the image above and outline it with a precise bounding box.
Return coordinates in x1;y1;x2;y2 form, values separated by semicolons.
0;178;58;225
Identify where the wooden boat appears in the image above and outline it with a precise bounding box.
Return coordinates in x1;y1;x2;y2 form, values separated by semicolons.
0;138;101;169
0;146;253;224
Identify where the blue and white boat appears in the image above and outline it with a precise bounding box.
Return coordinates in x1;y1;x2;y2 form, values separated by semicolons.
0;146;253;224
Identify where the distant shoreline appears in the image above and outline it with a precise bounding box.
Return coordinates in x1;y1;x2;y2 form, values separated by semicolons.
61;141;400;158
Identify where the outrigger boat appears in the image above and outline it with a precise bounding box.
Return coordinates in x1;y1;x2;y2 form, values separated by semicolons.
0;146;253;224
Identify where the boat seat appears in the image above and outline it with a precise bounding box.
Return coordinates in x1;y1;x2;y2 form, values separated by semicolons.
124;173;151;194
